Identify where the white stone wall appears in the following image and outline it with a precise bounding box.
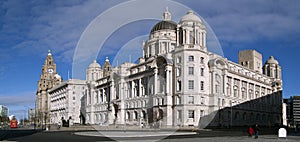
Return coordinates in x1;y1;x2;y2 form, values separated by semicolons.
49;79;86;125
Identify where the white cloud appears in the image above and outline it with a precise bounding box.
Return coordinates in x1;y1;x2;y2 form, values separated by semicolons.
198;0;300;44
0;91;36;107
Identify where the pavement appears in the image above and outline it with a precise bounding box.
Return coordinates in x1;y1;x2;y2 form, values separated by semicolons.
1;125;300;142
73;129;300;142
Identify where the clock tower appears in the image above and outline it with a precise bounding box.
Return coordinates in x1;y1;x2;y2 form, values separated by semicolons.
36;50;62;127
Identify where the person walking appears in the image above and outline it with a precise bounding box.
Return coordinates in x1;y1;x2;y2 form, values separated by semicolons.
248;126;254;137
57;121;61;130
253;124;260;139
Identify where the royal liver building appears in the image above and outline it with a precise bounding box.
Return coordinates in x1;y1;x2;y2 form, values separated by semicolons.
84;10;282;128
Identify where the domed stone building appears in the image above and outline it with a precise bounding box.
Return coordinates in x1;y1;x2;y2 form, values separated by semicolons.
51;9;283;128
83;9;283;128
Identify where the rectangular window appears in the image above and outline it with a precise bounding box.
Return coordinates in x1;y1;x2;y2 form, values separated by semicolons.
176;57;181;63
177;96;182;105
201;68;204;76
188;56;194;62
177;80;182;91
176;67;181;77
177;110;182;122
188;67;194;75
188;80;194;89
189;30;195;44
188;96;194;104
200;97;205;105
200;110;204;117
234;88;238;97
200;81;204;90
188;110;195;119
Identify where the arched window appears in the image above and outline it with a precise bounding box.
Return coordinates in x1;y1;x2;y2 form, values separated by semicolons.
227;84;231;96
179;27;183;44
233;86;238;97
249;89;253;99
200;57;204;64
142;111;146;120
234;112;240;120
188;55;194;62
134;111;138;120
243;112;247;120
241;87;246;99
126;111;130;120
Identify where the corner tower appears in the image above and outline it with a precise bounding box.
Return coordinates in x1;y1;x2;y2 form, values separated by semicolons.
173;10;210;127
263;56;282;91
86;60;102;81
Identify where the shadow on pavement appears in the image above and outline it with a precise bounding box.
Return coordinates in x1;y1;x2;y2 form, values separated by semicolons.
0;129;42;141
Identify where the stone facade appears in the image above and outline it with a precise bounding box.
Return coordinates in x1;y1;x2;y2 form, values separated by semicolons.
0;105;8;117
284;96;300;128
49;79;87;125
46;9;283;128
83;9;283;128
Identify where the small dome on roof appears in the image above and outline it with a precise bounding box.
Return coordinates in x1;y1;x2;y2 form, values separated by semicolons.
88;60;101;68
180;10;202;23
150;7;177;34
54;74;61;79
266;56;279;64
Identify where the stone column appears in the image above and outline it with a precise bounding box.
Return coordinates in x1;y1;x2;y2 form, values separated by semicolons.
223;70;227;95
139;78;142;97
203;32;206;47
131;81;134;98
165;66;170;95
111;81;115;100
154;68;158;95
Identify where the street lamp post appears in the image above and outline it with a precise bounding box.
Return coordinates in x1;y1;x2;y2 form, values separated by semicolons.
23;110;26;126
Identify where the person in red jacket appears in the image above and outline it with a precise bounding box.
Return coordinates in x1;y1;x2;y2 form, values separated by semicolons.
248;126;254;137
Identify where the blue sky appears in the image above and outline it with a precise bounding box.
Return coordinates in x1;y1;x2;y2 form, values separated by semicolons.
0;0;299;120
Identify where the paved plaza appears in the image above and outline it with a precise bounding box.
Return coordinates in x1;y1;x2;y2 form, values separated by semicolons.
74;130;300;142
2;126;300;142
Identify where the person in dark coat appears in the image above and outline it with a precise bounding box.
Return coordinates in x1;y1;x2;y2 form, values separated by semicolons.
253;124;260;139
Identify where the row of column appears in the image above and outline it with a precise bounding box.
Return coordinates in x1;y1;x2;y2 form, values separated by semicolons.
176;27;206;47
